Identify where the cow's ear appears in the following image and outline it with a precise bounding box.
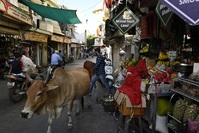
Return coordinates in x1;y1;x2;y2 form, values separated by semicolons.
46;84;58;91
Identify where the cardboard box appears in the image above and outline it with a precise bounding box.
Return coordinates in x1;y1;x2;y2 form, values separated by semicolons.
114;90;146;116
146;59;156;67
118;99;145;116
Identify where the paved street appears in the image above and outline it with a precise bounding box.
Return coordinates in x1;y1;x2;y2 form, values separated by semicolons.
0;56;119;133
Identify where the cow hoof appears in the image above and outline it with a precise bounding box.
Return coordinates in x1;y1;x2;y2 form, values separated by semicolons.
75;112;80;116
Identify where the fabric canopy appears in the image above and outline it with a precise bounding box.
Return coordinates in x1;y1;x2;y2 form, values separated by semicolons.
22;0;81;24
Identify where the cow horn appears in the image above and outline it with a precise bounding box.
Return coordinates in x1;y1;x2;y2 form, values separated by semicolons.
44;72;50;85
44;65;54;85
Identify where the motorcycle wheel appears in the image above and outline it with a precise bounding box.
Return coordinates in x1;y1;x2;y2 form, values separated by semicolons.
9;86;24;103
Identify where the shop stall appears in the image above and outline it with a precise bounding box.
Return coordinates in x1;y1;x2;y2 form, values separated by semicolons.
112;32;199;132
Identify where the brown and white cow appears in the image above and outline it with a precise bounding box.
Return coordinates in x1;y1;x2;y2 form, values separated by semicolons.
21;67;90;133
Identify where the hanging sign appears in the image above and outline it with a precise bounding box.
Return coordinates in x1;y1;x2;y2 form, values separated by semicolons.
156;1;173;26
159;0;199;25
113;7;139;34
0;0;6;12
168;51;177;61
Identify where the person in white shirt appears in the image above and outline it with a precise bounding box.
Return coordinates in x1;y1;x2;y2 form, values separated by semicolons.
21;54;36;72
20;50;37;80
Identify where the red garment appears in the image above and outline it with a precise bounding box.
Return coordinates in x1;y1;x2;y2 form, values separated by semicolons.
118;67;142;106
118;59;147;106
135;59;148;75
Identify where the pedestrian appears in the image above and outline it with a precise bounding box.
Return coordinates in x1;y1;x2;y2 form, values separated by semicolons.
9;52;24;76
89;48;111;96
51;50;62;66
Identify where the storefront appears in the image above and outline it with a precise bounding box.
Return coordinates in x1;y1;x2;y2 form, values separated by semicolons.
0;0;32;77
22;31;49;66
63;37;71;62
70;38;80;59
104;0;199;133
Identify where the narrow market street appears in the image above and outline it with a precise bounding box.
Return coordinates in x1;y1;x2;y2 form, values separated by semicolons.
0;56;119;133
0;0;199;133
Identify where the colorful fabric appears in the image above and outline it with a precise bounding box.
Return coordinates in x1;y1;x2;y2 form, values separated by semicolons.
117;59;147;106
118;68;142;106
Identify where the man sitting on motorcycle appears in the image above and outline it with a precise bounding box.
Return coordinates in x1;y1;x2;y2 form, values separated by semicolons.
51;50;63;67
20;50;37;84
9;52;24;77
21;50;37;71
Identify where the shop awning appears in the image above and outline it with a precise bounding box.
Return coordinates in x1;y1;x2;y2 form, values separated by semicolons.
159;0;199;25
21;0;81;24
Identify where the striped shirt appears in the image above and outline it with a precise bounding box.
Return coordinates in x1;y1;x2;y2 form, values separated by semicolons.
93;54;106;76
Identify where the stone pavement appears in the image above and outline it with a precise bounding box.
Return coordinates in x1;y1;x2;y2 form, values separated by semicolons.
64;56;120;133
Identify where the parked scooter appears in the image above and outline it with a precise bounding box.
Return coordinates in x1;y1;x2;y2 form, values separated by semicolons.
104;58;114;87
4;68;44;103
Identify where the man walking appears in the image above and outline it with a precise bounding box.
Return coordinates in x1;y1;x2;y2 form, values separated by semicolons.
89;48;111;96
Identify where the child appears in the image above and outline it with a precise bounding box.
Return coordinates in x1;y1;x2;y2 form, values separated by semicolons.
9;52;24;76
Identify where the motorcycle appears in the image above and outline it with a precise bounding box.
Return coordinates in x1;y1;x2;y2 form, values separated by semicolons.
4;68;44;103
104;58;114;87
68;54;75;63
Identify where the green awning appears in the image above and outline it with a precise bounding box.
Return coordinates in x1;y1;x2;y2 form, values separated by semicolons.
22;0;81;24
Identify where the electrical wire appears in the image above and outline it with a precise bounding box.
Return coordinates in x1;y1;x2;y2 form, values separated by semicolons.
79;0;102;13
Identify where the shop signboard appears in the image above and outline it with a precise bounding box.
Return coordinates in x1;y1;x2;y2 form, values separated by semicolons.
159;0;199;25
5;2;32;25
0;0;6;12
23;32;48;42
63;37;71;44
38;20;53;33
51;34;63;43
113;7;139;34
168;51;176;61
1;0;32;25
156;1;173;26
